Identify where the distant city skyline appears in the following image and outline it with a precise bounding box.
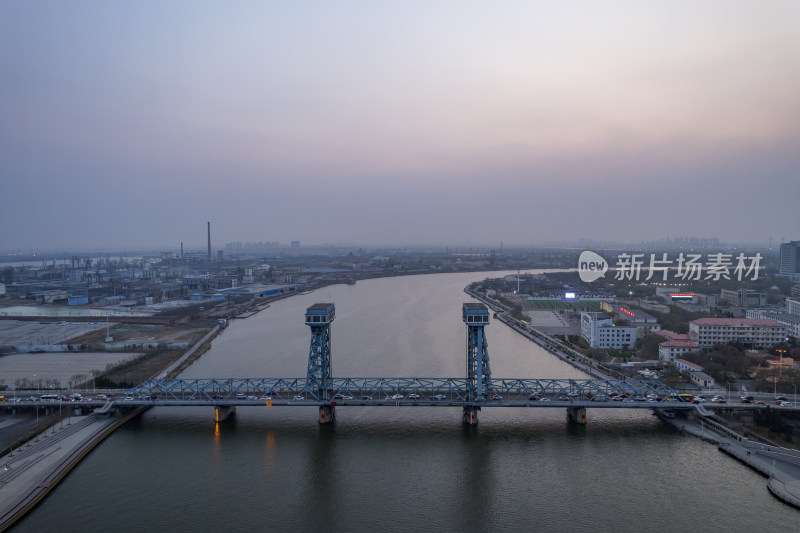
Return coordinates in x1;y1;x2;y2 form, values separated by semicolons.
1;233;791;257
1;1;799;251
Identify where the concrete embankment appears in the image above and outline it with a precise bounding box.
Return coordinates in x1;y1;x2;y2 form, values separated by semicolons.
155;324;221;379
665;412;800;509
0;407;147;532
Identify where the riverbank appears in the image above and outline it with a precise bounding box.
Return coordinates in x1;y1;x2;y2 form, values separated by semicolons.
0;407;147;532
0;314;227;531
465;285;613;380
662;414;800;509
467;283;800;509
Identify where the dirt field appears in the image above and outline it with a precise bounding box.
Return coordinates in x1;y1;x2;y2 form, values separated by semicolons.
0;352;140;390
0;318;217;389
66;321;213;346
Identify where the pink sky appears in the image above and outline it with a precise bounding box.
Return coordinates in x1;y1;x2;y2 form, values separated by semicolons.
1;1;799;250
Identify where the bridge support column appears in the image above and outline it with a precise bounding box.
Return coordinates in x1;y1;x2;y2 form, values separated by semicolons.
567;407;586;424
214;405;236;422
319;404;335;424
463;406;479;425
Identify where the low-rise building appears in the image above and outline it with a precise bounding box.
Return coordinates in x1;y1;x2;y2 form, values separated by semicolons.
695;293;717;308
746;298;800;340
580;312;637;349
653;329;699;362
674;358;703;374
720;289;766;308
616;305;660;334
689;371;716;389
689;318;786;348
636;300;670;313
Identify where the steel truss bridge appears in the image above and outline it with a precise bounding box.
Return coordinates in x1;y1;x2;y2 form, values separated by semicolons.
128;376;682;408
121;303;705;425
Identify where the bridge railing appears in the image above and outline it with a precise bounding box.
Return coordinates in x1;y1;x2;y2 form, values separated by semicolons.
741;440;800;466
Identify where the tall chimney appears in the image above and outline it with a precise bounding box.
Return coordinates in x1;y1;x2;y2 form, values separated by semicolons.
181;242;184;259
207;222;211;261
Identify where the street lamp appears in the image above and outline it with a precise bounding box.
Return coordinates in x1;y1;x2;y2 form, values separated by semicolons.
727;382;731;404
793;383;797;406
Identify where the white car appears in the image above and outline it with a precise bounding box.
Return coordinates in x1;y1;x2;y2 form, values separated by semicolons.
333;393;354;400
433;394;446;400
294;395;305;401
260;394;273;401
407;393;420;400
779;401;793;407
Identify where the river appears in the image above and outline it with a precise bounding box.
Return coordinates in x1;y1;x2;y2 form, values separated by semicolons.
11;271;797;532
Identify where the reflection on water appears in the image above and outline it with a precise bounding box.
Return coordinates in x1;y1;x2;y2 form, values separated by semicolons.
10;271;799;531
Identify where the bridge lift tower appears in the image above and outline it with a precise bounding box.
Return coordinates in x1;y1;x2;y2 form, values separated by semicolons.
305;303;336;424
463;303;492;425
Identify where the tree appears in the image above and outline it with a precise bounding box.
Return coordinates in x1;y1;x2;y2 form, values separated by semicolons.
638;333;667;359
586;348;608;362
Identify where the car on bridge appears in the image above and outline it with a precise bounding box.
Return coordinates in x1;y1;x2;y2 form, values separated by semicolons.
433;394;446;401
333;393;354;400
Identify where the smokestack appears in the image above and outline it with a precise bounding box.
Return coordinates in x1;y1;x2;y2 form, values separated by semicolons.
181;242;184;259
207;222;211;261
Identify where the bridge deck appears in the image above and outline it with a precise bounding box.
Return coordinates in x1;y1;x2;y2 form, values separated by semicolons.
115;377;798;411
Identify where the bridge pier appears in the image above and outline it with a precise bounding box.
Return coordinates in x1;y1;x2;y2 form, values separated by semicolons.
319;404;335;424
463;406;479;425
567;407;586;424
214;405;236;422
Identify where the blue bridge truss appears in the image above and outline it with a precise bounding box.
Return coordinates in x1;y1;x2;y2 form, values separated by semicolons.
126;302;689;424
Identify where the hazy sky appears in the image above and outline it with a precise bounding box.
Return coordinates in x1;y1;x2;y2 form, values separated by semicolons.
2;1;799;252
